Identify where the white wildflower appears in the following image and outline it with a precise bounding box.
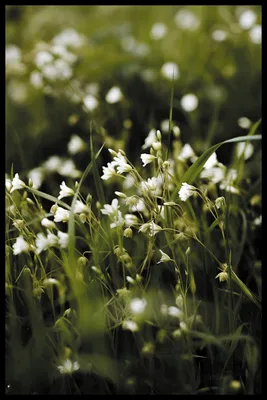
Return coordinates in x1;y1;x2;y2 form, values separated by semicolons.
42;155;62;172
219;169;239;194
10;173;26;193
140;153;156;167
150;22;167;40
35;51;53;68
203;152;218;169
105;86;123;104
215;271;229;282
200;164;226;184
35;232;58;254
215;196;226;210
168;306;183;318
157;249;172;264
122;173;135;189
181;93;199;112
83;94;98;111
124;214;139;227
249;25;261;44
101;162;117;180
112;153;132;174
161;62;179;80
238;9;256;30
57;359;80;375
28;168;44;189
130;298;147;314
6;178;12;192
178;182;196;202
101;198;120;216
12;236;30;255
142;129;157;150
73;200;89;214
253;215;262;226
67;134;86;154
29;71;43;88
126;276;135;284
58;231;69;248
51;45;77;63
54;207;70;223
41;218;56;230
12;219;23;230
52;28;85;48
58;181;75;200
178;143;196;162
58;159;82;178
174;9;200;31
6;45;21;64
122;320;139;332
236;142;254;160
211;30;227;42
149;221;162;236
237;117;252;129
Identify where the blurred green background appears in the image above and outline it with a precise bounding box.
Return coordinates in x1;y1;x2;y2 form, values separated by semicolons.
6;5;261;174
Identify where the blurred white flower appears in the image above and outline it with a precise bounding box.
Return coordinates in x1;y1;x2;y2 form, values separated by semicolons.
5;178;12;192
10;173;26;193
58;159;82;178
54;59;72;80
73;200;89;214
13;236;30;255
180;93;198;112
42;156;62;172
236;142;254;160
85;83;99;96
211;30;227;42
122;173;135;189
253;215;262;226
215;196;226;210
101;162;117;180
57;359;80;374
203;152;218;169
52;29;85;48
174;9;200;31
178;182;196;201
140;153;156;167
249;24;261;44
35;51;53;68
130;298;147;314
28;168;44;189
178;143;196;162
8;82;28;104
105;86;123;104
29;71;43;88
142;129;157;149
124;214;139;227
160;119;170;134
54;207;70;223
41;218;56;230
157;250;172;264
67;134;86;154
238;9;256;30
122;320;139;332
35;232;58;254
51;45;77;63
150;22;167;40
215;271;228;282
161;62;179;80
6;44;21;64
83;94;98;111
237;117;252;129
58;181;75;200
168;306;183;318
58;231;69;248
42;64;58;80
200;164;226;184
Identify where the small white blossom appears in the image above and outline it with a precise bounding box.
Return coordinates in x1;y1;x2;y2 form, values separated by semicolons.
57;359;80;375
6;178;12;192
124;214;139;227
41;218;56;230
178;143;196;162
237;117;252;129
35;51;53;68
73;200;89;214
58;181;75;200
200;164;226;184
203;152;218;169
35;232;58;254
178;182;196;202
181;93;198;112
161;62;179;80
101;198;120;216
123;173;135;190
58;159;82;178
150;22;167;40
42;156;62;172
211;30;227;42
157;250;172;264
142;129;157;150
28;168;44;189
101;162;117;180
219;169;239;193
253;215;262;226
122;320;139;332
236;142;254;160
168;306;183;318
52;28;85;48
54;207;70;223
112;153;132;174
140;153;156;167
249;24;261;44
130;298;147;314
238;9;256;30
174;9;200;31
12;236;30;255
67;135;86;154
29;71;43;88
6;45;21;64
58;231;69;248
83;94;98;111
10;173;26;193
105;86;123;104
215;196;226;210
215;271;229;282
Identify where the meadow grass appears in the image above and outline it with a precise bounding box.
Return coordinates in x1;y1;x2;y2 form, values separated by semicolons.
5;118;261;394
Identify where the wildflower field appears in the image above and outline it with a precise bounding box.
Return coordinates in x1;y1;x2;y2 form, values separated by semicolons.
5;5;262;395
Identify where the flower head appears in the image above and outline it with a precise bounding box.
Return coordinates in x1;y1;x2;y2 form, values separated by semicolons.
178;182;196;202
54;207;70;223
157;249;172;264
67;134;86;154
57;359;80;375
41;218;56;230
122;320;139;332
58;231;69;248
101;162;117;180
12;236;30;255
129;298;147;314
140;153;156;167
58;181;75;200
10;173;26;193
105;86;123;104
